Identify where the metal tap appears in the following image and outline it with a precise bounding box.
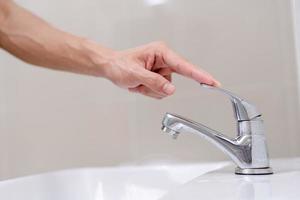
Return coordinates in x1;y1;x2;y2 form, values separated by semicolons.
161;84;273;175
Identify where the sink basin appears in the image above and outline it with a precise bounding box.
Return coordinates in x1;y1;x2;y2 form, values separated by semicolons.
0;162;227;200
0;158;299;200
161;157;300;200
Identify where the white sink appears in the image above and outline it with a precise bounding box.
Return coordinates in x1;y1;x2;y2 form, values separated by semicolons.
161;158;300;200
0;162;228;200
0;158;299;200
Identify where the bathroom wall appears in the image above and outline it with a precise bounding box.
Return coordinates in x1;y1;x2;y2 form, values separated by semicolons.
295;0;300;95
0;0;300;180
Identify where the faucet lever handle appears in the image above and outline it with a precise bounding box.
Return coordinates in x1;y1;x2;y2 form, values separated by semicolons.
200;84;261;121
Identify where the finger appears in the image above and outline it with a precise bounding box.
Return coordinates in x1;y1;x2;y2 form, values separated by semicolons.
138;85;166;99
128;74;172;96
156;68;173;76
164;49;221;87
137;69;176;95
129;85;166;99
128;87;139;93
155;68;172;82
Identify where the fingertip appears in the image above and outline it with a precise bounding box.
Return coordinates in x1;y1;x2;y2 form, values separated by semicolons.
191;70;212;84
214;80;222;87
194;70;221;87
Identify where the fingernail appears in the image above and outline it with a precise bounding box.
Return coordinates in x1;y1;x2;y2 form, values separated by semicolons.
214;80;221;87
163;83;176;95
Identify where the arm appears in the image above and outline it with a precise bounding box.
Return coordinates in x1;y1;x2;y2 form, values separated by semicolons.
0;0;111;77
0;0;220;99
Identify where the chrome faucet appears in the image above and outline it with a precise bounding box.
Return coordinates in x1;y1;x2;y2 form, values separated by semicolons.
161;84;273;175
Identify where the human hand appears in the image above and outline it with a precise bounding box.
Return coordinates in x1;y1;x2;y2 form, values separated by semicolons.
0;2;219;99
105;41;220;99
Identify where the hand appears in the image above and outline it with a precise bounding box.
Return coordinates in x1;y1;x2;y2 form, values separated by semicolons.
0;2;220;99
105;41;220;99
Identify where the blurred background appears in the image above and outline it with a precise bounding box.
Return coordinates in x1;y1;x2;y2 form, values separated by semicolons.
0;0;300;180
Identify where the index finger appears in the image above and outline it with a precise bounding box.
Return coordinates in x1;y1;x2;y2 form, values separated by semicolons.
163;49;221;87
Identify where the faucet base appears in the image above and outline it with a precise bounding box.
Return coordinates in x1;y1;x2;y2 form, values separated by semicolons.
235;167;273;175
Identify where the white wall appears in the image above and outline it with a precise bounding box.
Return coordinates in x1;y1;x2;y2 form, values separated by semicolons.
0;0;300;180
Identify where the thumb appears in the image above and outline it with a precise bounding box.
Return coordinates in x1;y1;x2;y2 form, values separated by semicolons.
139;70;176;95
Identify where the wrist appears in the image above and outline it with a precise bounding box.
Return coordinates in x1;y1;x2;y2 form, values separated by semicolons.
80;39;116;78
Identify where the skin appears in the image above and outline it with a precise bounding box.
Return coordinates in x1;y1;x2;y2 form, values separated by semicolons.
0;0;220;99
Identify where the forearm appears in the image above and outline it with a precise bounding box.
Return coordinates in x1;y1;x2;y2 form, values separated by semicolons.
0;0;113;77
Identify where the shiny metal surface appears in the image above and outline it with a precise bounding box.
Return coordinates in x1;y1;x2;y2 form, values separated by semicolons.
161;84;273;175
200;84;261;121
235;167;273;175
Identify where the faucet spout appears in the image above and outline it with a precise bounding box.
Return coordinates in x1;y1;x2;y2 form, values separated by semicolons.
162;113;252;168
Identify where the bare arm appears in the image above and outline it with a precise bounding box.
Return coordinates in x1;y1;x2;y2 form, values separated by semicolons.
0;0;112;77
0;0;220;99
